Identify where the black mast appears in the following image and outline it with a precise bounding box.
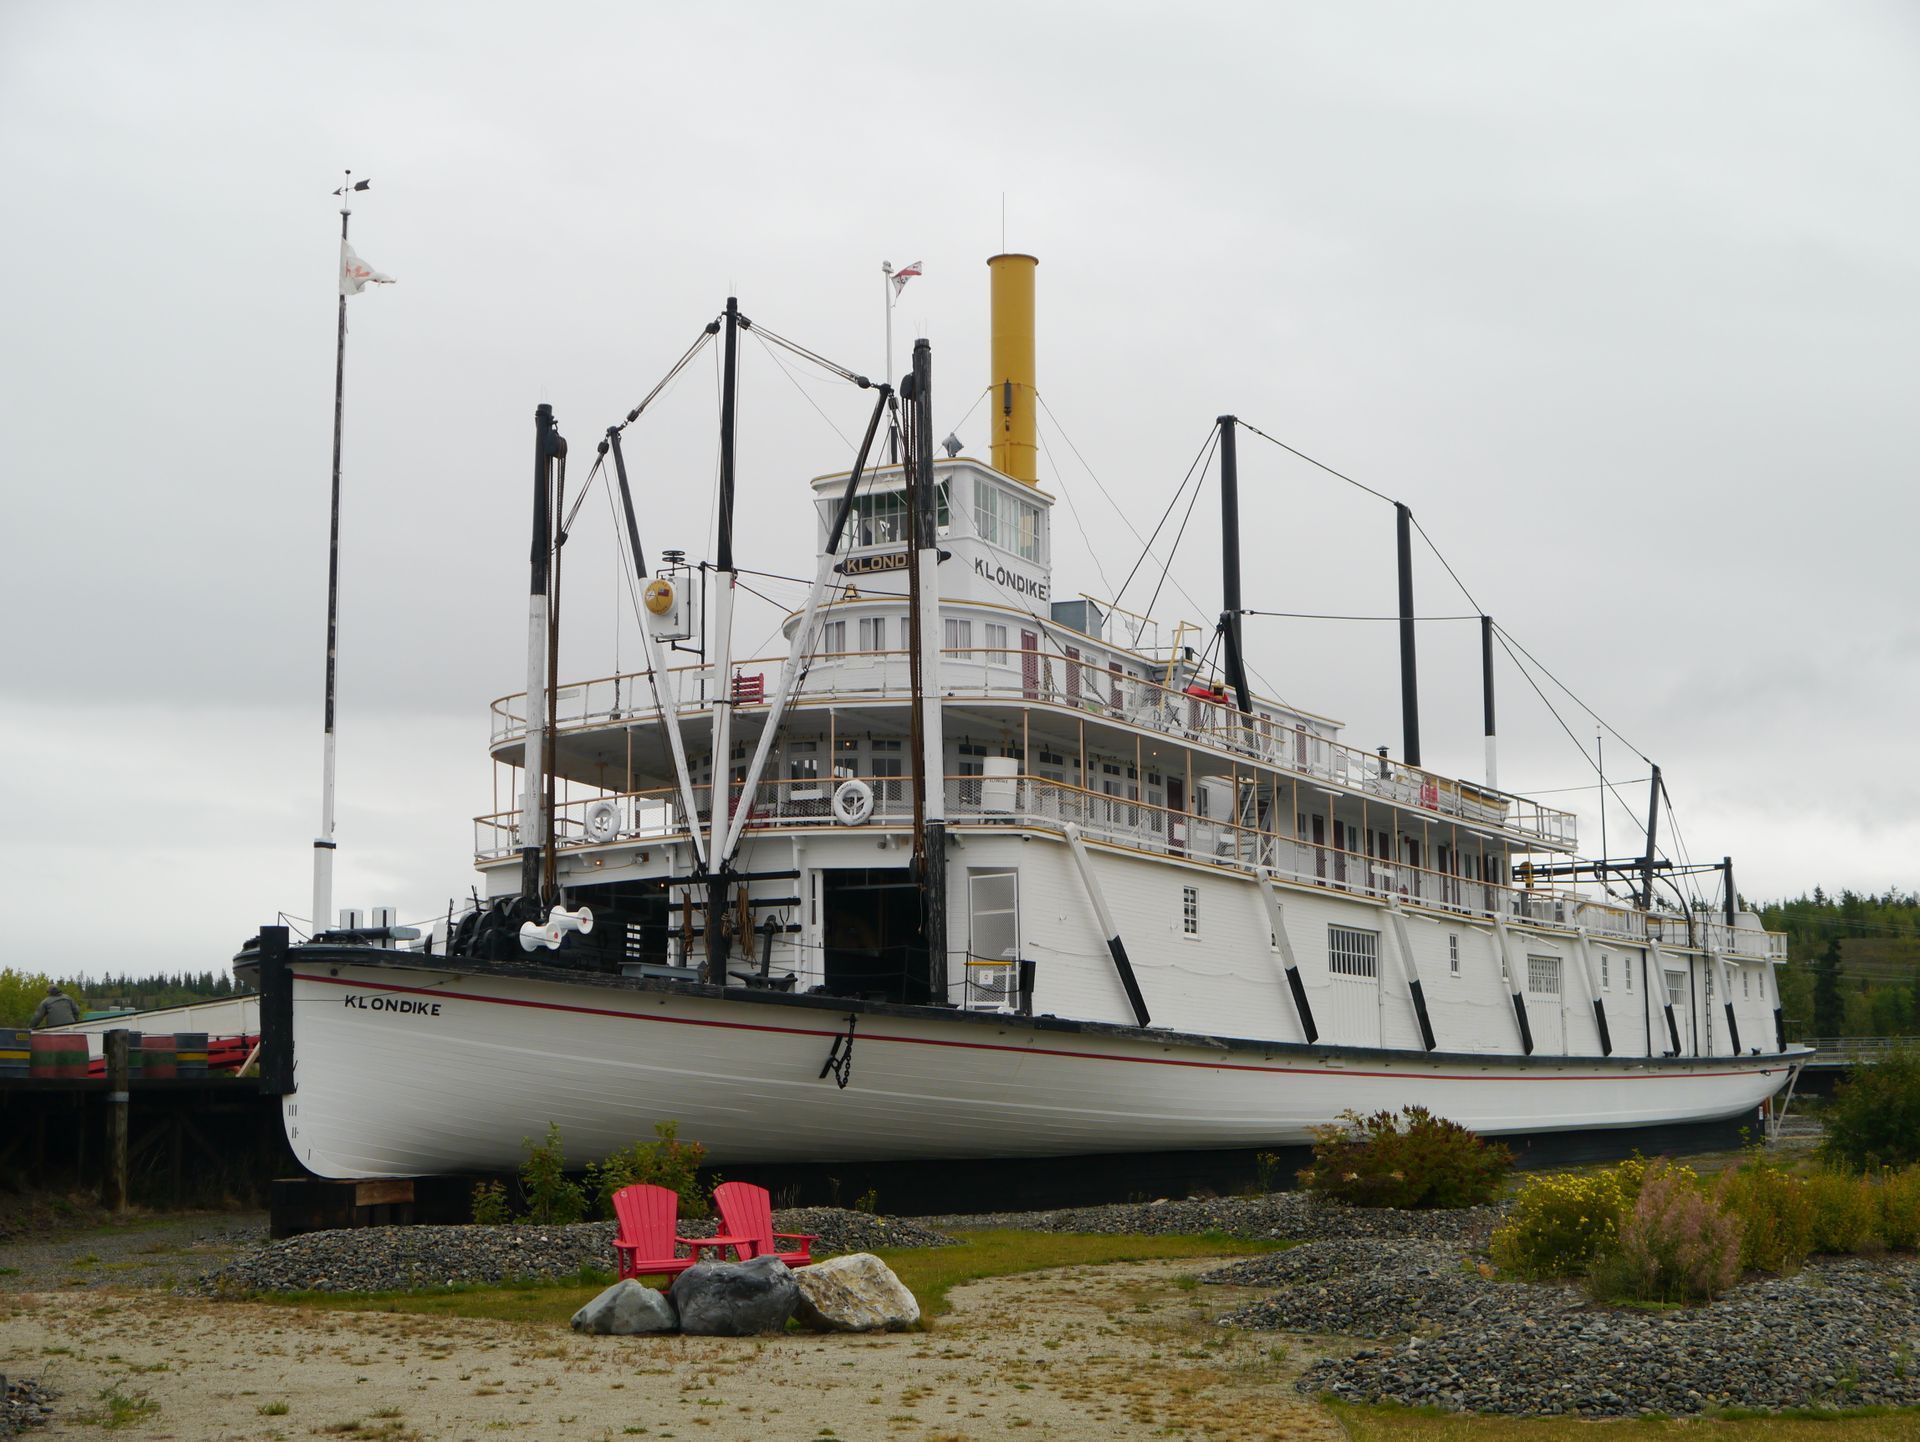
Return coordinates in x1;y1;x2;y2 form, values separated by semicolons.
706;297;741;983
1216;416;1253;714
521;403;562;903
1480;614;1498;789
905;338;947;1002
1396;502;1421;768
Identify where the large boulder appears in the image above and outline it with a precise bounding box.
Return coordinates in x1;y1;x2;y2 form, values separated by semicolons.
792;1252;920;1332
570;1279;678;1335
670;1254;798;1336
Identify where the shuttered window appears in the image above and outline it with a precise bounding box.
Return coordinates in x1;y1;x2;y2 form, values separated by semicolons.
1527;954;1562;995
1328;925;1379;978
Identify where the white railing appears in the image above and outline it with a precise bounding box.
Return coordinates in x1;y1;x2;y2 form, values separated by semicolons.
1648;914;1790;962
490;648;1579;853
476;773;1669;948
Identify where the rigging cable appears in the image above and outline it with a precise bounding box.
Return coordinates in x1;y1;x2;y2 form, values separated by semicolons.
615;322;720;432
1110;422;1218;611
752;330;855;448
1035;414;1116;598
1143;426;1219;625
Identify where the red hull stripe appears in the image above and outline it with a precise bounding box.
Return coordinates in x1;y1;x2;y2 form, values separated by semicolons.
291;971;1778;1086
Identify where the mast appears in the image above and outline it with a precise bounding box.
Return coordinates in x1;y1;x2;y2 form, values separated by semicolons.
705;297;741;983
1481;614;1498;789
1216;416;1253;715
1396;502;1421;768
312;184;352;936
907;337;948;1003
1638;764;1662;911
520;404;563;904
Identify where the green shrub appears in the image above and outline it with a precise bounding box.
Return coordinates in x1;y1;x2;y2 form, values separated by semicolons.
1714;1151;1816;1272
1490;1158;1646;1278
1821;1047;1920;1172
1879;1166;1920;1251
1297;1107;1511;1210
583;1120;710;1220
1804;1168;1883;1254
470;1179;512;1226
519;1122;587;1225
1588;1162;1742;1304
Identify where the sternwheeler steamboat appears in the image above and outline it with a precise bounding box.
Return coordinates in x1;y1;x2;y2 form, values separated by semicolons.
240;254;1804;1182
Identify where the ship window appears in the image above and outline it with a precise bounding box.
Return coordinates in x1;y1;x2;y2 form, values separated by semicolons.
1742;967;1750;999
1527;954;1562;995
1665;969;1687;1007
968;869;1019;963
1181;885;1198;935
821;620;847;654
858;616;887;652
1328;925;1378;978
1448;934;1459;975
944;618;972;652
974;479;1044;562
786;740;818;784
1626;961;1633;992
984;623;1008;661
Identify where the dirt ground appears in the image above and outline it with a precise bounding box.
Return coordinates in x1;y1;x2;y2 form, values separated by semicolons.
0;1253;1340;1442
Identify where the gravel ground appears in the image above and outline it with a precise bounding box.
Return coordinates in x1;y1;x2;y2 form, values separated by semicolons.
191;1208;955;1295
923;1191;1505;1244
0;1213;266;1293
1211;1226;1920;1417
1;1377;56;1438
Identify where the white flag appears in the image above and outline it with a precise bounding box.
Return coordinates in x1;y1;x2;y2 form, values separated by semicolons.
340;240;395;296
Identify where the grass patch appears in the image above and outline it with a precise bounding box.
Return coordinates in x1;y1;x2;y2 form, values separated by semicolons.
70;1386;159;1430
244;1230;1285;1327
1333;1400;1920;1440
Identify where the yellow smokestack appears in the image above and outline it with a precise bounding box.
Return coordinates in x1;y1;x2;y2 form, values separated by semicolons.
988;252;1038;485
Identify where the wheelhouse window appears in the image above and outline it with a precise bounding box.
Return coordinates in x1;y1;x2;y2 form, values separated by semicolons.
1328;925;1378;978
821;620;847;654
974;479;1044;561
984;622;1008;662
857;616;887;652
840;481;949;548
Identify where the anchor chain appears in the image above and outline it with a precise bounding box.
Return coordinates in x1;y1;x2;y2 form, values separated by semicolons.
818;1013;857;1090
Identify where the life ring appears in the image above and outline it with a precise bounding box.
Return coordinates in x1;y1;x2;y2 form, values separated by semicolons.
584;799;621;842
832;778;875;825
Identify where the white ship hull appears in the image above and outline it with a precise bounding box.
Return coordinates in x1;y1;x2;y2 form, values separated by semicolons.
277;954;1800;1180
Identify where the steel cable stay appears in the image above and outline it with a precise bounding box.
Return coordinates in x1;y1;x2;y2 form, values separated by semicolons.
1033;414;1116;598
1111;421;1220;612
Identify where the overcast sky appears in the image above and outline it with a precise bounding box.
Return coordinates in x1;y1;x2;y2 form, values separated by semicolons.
2;1;1914;977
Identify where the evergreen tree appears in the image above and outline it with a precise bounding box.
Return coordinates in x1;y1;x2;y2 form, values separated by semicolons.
1813;934;1845;1037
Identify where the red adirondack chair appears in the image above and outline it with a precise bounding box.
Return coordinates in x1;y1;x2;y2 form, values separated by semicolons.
610;1184;741;1280
712;1181;818;1267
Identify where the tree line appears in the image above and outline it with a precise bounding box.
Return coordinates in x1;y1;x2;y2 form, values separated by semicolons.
1762;889;1920;1038
0;967;247;1028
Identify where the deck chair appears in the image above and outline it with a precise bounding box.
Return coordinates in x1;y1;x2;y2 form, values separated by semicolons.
610;1183;733;1281
712;1181;818;1267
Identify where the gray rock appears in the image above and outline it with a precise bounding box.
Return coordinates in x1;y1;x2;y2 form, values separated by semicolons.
671;1254;798;1336
570;1279;677;1335
792;1252;920;1332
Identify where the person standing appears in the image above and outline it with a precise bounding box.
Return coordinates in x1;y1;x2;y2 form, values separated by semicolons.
29;983;79;1030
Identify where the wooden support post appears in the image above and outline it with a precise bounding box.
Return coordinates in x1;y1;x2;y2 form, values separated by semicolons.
104;1028;130;1213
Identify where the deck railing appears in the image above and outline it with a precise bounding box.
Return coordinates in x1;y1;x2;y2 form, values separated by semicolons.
489;648;1578;852
472;772;1775;958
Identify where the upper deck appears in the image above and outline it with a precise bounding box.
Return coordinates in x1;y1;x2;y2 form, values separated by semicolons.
489;632;1580;853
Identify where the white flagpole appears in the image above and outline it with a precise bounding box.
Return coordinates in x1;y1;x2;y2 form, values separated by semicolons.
313;172;355;937
882;261;895;393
